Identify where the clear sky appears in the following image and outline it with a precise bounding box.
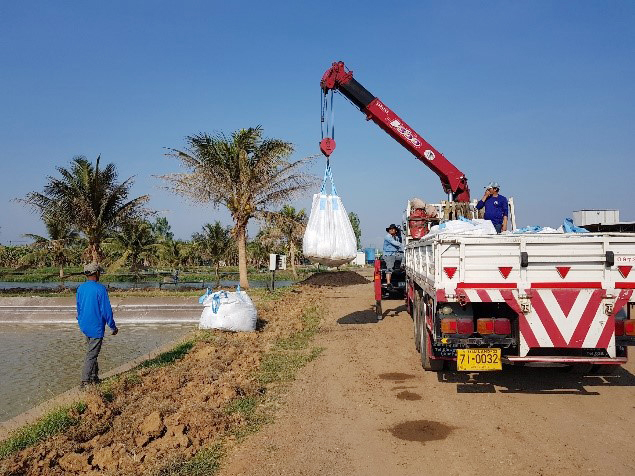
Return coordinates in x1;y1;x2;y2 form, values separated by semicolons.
1;1;633;248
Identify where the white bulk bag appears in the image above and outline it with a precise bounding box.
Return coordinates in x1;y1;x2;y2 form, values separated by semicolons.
428;218;497;236
199;289;257;332
303;164;357;267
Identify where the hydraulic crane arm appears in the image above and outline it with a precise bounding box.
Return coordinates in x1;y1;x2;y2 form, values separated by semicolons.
320;61;470;202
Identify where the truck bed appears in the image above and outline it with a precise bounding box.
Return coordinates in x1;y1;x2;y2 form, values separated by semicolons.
405;232;635;360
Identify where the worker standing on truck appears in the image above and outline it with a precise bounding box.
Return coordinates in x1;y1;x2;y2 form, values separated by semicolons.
383;224;404;289
476;182;508;233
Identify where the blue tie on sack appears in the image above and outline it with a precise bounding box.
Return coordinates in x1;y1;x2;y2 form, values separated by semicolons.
211;291;228;314
198;288;211;304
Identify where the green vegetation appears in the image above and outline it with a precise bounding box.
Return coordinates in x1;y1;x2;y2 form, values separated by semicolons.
349;211;362;250
156;443;224;476
0;402;86;460
263;205;307;279
138;340;195;369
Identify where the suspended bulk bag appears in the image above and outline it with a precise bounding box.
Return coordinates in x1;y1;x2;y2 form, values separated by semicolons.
303;164;357;267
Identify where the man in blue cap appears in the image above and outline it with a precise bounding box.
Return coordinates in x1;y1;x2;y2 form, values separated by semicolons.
76;262;118;387
476;181;508;233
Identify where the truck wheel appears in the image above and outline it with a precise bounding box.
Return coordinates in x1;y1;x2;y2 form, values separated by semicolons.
413;292;421;352
420;316;444;371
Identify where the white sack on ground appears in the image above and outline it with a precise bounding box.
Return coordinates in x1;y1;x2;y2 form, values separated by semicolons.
199;290;257;332
303;193;357;267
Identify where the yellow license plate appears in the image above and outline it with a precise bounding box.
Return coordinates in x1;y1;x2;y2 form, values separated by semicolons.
457;348;502;371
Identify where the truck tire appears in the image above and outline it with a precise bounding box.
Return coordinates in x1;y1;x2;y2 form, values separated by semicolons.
413;292;421;352
419;311;444;371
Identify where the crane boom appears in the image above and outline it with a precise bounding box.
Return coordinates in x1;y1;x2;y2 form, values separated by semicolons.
320;61;470;202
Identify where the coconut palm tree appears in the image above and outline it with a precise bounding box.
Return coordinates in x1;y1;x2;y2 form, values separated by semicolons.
161;127;315;288
23;215;79;278
192;221;232;286
106;220;159;273
22;156;150;263
267;205;307;278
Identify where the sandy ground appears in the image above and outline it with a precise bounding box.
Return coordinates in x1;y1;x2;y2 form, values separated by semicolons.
220;281;635;476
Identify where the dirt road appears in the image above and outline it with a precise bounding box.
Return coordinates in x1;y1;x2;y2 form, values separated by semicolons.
220;281;635;476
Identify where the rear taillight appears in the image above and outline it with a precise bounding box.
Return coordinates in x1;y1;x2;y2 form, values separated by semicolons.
625;320;635;336
441;318;457;334
477;318;511;335
456;318;473;335
615;320;624;337
494;318;512;335
441;318;473;335
477;318;494;335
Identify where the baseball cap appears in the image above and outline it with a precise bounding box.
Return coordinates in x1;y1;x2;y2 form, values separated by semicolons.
485;181;500;190
83;262;105;275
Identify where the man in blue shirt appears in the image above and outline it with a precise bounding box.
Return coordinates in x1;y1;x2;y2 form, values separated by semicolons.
383;224;404;290
476;182;509;233
76;262;118;386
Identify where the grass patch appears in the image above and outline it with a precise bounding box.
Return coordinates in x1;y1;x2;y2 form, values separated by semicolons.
0;402;86;460
224;396;259;418
155;443;224;476
138;341;195;369
257;351;313;384
274;305;321;351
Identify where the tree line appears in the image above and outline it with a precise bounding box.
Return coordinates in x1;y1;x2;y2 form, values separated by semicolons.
9;127;362;288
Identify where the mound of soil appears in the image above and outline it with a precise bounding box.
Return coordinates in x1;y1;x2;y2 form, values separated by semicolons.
300;271;370;287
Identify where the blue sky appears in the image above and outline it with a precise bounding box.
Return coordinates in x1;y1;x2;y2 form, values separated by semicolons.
1;1;633;248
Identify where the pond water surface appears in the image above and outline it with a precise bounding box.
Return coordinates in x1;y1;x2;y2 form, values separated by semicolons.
0;322;194;422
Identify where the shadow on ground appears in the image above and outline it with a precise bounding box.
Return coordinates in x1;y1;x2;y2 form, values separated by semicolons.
337;308;378;325
437;365;635;395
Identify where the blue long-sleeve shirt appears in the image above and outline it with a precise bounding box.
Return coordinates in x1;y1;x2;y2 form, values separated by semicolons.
76;281;116;338
383;233;404;256
476;194;509;226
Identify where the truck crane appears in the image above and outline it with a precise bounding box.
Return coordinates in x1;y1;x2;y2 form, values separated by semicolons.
319;61;635;373
320;61;470;202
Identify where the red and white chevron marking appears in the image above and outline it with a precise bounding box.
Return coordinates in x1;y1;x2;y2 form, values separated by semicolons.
449;287;634;358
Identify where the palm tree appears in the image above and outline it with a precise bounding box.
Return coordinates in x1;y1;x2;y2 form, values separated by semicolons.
161;127;315;288
151;217;174;242
267;205;307;278
192;222;232;285
22;156;150;263
106;220;159;273
23;215;79;278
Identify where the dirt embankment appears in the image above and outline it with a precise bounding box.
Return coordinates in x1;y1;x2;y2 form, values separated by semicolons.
0;287;324;475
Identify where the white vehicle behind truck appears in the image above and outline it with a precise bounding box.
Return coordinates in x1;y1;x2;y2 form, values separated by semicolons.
405;202;635;372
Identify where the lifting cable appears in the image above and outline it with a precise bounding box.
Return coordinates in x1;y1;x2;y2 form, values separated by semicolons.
320;89;335;142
